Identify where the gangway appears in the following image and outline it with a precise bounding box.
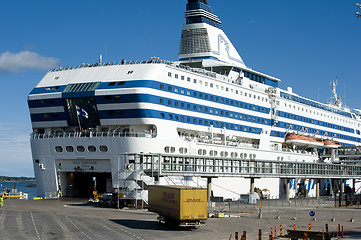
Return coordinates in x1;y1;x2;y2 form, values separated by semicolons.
124;153;361;179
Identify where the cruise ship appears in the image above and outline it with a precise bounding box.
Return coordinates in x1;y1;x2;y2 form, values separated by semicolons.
28;0;360;200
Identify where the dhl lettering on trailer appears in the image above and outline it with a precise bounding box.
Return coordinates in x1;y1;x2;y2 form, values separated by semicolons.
185;199;204;203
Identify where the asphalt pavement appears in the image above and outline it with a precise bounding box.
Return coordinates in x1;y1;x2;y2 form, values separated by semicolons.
0;198;360;240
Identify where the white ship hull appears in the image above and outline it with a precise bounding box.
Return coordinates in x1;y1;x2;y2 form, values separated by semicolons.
28;0;361;201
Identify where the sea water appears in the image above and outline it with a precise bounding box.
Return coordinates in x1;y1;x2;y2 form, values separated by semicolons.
0;180;37;200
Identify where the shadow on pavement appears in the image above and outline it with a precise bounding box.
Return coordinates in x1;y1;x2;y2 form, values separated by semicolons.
343;230;361;239
110;219;194;231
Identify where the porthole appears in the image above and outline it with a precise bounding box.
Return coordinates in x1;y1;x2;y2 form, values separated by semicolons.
164;146;170;153
198;149;202;155
55;146;63;152
66;146;74;152
88;146;96;152
170;147;175;153
108;82;116;86
179;148;184;154
77;146;85;152
117;81;125;85
99;145;108;152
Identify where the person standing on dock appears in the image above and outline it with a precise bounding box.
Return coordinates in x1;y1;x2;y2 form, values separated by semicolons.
0;194;4;208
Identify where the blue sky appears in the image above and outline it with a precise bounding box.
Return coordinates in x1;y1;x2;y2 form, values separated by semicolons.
0;0;360;177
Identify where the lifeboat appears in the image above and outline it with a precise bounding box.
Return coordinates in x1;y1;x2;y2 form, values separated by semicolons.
323;139;341;148
307;138;324;148
285;134;309;146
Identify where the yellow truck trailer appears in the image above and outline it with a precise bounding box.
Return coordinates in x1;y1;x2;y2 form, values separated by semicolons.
148;185;207;228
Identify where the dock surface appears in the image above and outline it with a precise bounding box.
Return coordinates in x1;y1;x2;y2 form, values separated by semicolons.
0;199;361;239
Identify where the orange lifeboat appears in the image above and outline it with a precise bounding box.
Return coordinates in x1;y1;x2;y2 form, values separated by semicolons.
323;139;341;148
285;134;309;146
307;138;324;148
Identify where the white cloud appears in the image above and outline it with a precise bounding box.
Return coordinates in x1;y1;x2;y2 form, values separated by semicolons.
0;51;59;73
0;122;34;177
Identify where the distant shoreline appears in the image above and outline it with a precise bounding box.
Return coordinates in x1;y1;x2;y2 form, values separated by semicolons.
0;177;35;183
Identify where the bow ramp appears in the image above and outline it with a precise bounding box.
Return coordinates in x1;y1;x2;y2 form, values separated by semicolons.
179;0;246;68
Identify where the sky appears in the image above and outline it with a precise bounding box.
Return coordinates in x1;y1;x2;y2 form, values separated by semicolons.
0;0;360;177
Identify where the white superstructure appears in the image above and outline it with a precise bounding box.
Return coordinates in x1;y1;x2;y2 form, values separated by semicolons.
28;0;361;200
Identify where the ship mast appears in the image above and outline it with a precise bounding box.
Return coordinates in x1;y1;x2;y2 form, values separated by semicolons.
331;78;342;107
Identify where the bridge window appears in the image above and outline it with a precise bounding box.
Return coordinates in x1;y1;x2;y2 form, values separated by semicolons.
99;145;108;152
66;146;74;152
55;146;63;152
77;146;85;152
88;146;96;152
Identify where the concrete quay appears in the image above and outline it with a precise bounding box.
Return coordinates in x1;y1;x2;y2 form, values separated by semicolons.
0;198;360;240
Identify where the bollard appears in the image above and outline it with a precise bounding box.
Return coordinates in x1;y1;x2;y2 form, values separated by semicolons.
293;224;296;230
235;232;239;240
258;229;262;240
304;232;308;240
342;226;344;238
322;229;325;240
308;224;311;232
325;224;329;233
269;235;272;240
229;234;233;240
259;203;263;219
274;226;277;237
338;224;340;235
270;228;273;237
280;225;283;237
243;231;247;240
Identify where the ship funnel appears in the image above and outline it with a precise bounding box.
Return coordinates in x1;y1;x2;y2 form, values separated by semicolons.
179;0;246;68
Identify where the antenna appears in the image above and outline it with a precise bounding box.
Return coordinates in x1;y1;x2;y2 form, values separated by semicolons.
99;53;103;64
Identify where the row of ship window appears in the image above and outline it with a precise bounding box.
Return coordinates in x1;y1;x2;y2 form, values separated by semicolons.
159;98;269;125
283;102;359;127
166;73;270;104
54;145;108;153
231;67;278;87
278;111;354;133
280;92;352;118
98;79;271;115
164;146;257;159
159;112;262;134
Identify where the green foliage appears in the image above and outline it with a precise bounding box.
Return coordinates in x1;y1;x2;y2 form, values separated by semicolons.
0;176;35;182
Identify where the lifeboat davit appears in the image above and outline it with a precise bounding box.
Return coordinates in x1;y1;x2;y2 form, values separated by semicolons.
323;140;341;148
285;134;309;146
307;138;324;148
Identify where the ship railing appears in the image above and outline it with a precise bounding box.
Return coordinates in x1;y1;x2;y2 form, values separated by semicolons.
49;58;232;84
196;138;259;149
30;131;156;139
